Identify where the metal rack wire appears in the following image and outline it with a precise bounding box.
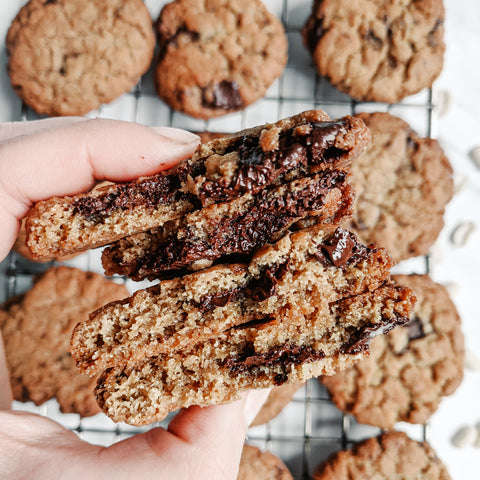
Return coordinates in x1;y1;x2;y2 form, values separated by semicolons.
1;0;436;478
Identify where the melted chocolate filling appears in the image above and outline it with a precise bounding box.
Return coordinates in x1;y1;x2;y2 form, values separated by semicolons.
115;171;347;278
341;313;410;355
194;261;289;313
73;174;191;223
182;119;351;203
225;343;326;384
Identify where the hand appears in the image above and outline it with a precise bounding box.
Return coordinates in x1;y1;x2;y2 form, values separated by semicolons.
0;118;268;480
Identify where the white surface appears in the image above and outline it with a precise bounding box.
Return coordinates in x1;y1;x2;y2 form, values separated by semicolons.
0;1;479;479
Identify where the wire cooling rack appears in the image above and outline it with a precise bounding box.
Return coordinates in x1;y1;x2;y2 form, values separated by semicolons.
0;0;437;478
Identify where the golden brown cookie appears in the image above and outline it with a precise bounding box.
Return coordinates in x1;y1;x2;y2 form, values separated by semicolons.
7;0;155;116
155;0;288;119
313;431;451;480
349;112;453;262
303;0;445;103
0;266;128;416
321;274;464;428
238;444;293;480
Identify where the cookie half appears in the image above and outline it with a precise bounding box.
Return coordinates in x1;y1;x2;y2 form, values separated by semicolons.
349;112;453;262
72;224;410;376
238;444;293;480
155;0;288;118
313;431;451;480
302;0;445;103
321;274;464;428
7;0;155;116
25;110;370;260
0;266;128;416
74;225;415;425
102;171;354;280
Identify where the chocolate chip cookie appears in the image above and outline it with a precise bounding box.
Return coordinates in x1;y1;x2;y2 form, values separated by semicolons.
7;0;155;116
26;110;370;261
313;431;451;480
302;0;445;103
0;266;128;416
154;0;288;118
238;444;293;480
349;112;453;262
74;224;415;425
321;274;464;428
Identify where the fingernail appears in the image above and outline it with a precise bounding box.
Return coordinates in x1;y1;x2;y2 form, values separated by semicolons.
150;126;200;145
244;389;271;426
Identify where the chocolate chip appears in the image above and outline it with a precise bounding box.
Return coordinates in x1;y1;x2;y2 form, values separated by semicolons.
322;228;355;267
225;343;326;376
202;81;243;110
405;316;426;342
306;16;325;53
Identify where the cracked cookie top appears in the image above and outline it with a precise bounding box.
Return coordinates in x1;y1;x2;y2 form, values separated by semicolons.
0;266;129;416
313;431;452;480
349;112;453;262
321;274;464;429
302;0;445;103
7;0;155;116
154;0;288;119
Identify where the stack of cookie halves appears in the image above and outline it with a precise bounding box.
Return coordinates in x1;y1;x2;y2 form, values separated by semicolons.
25;110;416;426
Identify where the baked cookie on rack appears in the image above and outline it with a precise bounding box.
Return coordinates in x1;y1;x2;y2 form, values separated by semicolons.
302;0;445;103
313;431;451;480
0;266;128;416
349;112;453;262
321;274;464;429
238;444;293;480
154;0;288;118
7;0;155;116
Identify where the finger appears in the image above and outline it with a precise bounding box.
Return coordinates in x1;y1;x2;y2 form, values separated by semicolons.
0;118;199;214
0;332;13;409
0;119;199;261
0;117;85;142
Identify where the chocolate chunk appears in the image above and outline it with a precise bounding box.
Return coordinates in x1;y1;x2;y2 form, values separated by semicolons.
405;316;426;342
342;315;410;355
309;121;348;161
320;227;370;268
196;287;243;313
157;27;200;61
320;228;356;267
225;343;326;376
205;80;243;110
306;16;325;53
